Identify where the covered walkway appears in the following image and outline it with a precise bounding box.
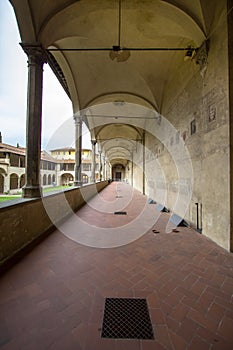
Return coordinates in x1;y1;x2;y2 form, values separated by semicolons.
0;182;232;350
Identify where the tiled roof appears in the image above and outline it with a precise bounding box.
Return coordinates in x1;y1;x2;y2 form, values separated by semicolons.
0;143;26;155
41;151;59;163
0;143;93;163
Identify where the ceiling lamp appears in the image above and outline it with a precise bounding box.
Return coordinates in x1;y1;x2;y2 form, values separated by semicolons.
184;46;195;61
109;45;130;62
109;0;130;62
47;0;199;58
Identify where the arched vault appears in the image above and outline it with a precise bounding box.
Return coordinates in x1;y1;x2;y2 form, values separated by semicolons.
9;0;220;115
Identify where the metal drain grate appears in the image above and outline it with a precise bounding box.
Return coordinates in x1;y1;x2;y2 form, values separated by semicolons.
114;211;127;215
101;298;154;339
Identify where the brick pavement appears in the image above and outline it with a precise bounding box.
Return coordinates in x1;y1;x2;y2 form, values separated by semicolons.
0;182;232;349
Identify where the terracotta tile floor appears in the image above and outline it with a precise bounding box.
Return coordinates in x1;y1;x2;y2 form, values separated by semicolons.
0;182;233;349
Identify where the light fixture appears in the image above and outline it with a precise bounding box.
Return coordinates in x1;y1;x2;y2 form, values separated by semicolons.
184;46;195;61
109;47;130;62
47;0;199;58
109;0;131;62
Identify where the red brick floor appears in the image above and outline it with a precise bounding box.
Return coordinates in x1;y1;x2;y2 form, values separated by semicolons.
0;182;233;349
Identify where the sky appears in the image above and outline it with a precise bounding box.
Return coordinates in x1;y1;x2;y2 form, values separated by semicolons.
0;0;91;151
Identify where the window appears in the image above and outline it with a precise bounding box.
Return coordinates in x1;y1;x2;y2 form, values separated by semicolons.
82;163;91;171
67;164;74;171
82;174;88;183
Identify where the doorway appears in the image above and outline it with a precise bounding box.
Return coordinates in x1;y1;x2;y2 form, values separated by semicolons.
112;164;125;181
115;172;121;181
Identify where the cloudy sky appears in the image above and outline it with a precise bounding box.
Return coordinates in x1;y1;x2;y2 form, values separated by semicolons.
0;0;91;150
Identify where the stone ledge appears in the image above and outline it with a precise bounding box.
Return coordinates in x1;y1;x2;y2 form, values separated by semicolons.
0;181;108;273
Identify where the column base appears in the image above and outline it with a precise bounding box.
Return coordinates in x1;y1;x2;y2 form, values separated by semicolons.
22;185;42;198
74;181;82;187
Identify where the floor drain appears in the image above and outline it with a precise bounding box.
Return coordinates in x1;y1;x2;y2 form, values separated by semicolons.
114;211;127;215
101;298;154;339
115;196;123;198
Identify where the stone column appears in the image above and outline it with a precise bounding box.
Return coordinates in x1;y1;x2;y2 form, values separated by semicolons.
228;0;233;252
99;151;102;181
102;154;106;181
142;131;145;195
131;152;134;187
20;43;47;198
91;140;97;183
74;114;82;186
4;174;10;193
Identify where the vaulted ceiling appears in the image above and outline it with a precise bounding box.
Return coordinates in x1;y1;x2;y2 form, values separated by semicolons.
10;0;224;164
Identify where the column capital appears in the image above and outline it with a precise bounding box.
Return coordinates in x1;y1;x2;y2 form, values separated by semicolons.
91;139;97;146
73;114;82;125
20;42;47;65
74;110;85;120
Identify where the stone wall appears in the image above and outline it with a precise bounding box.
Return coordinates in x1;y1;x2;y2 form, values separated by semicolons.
0;181;108;267
142;3;231;250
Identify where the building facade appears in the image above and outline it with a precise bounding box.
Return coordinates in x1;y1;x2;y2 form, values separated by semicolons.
0;142;103;194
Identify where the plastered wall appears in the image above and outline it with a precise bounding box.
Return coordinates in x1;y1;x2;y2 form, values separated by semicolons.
142;8;230;250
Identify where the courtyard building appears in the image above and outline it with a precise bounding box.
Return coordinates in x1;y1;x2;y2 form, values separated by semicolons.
0;140;105;193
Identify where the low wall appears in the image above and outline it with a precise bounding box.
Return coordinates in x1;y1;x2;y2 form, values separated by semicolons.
0;181;108;269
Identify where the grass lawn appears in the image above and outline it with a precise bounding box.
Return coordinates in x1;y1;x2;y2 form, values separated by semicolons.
0;196;21;202
0;186;72;203
42;185;71;193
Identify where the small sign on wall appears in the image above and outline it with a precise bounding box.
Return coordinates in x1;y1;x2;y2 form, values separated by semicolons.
208;104;216;122
190;119;196;135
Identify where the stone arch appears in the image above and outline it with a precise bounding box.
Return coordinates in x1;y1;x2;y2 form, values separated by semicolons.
0;174;4;193
20;174;25;188
10;173;19;190
61;173;74;185
52;174;56;184
112;163;126;182
48;174;52;185
43;174;47;186
0;168;6;193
